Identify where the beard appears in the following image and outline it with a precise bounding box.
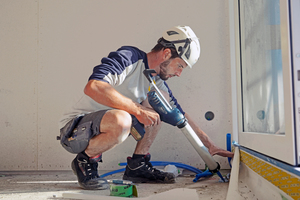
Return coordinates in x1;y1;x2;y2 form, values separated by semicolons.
158;59;172;80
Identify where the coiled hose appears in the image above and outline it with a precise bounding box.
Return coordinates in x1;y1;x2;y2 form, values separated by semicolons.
99;161;203;178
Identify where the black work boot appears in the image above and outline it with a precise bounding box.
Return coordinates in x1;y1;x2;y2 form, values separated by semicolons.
71;152;108;190
123;154;175;183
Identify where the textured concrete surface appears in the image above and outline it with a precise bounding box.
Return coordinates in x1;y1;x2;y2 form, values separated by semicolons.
0;170;230;200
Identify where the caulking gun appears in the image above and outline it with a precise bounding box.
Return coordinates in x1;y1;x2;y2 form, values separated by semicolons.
143;69;220;173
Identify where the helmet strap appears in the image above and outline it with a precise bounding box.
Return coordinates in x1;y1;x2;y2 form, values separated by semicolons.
158;38;192;59
176;38;191;58
157;38;176;48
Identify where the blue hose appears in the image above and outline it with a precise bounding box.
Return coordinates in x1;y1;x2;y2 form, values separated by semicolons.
193;169;213;182
193;170;226;183
99;168;125;178
119;161;203;174
100;161;203;178
100;161;226;183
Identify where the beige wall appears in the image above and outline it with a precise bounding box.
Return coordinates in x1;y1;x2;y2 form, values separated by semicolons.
0;0;232;170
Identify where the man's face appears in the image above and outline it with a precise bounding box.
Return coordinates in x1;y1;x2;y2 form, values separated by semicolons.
159;57;188;81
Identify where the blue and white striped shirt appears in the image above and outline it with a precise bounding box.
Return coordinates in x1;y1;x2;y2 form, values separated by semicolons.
59;46;184;128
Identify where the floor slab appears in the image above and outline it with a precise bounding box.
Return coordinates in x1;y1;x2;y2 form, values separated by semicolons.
0;170;230;200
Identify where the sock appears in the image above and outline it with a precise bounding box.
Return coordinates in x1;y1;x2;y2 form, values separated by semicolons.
90;154;102;163
81;151;90;158
132;154;146;159
81;151;102;163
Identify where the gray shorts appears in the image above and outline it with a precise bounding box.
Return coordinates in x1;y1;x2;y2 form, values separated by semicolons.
59;110;108;154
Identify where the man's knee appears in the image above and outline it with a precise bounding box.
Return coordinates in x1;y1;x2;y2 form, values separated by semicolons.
103;110;131;129
102;110;132;143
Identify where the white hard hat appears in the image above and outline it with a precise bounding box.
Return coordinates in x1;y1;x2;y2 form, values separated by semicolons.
158;26;200;68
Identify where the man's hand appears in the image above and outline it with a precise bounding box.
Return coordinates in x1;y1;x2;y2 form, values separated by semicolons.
208;145;234;158
135;106;161;127
135;89;170;127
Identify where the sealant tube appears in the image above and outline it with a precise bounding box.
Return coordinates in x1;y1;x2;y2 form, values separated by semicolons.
179;123;219;172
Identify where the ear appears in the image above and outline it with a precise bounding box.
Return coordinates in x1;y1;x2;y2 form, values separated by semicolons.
162;48;172;61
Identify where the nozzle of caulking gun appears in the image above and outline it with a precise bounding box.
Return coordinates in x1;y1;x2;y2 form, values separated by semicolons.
209;163;226;182
217;171;226;182
107;179;133;185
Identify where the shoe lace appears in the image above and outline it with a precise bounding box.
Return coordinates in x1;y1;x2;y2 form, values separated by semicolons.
82;159;99;179
143;162;154;172
144;161;162;174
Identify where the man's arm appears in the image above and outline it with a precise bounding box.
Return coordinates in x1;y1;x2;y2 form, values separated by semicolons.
184;112;234;158
84;79;160;126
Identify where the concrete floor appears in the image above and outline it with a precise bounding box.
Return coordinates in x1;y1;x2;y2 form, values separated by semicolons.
0;169;230;200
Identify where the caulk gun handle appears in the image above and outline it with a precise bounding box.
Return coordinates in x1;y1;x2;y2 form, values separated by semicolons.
143;69;157;83
130;115;145;141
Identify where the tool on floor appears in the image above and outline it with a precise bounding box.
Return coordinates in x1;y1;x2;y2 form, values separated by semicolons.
109;183;137;197
143;69;225;182
107;179;137;197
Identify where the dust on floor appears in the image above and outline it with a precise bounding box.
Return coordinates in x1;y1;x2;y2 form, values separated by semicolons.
0;170;230;200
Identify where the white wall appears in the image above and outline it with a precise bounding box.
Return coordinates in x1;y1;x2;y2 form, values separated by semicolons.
0;0;232;170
